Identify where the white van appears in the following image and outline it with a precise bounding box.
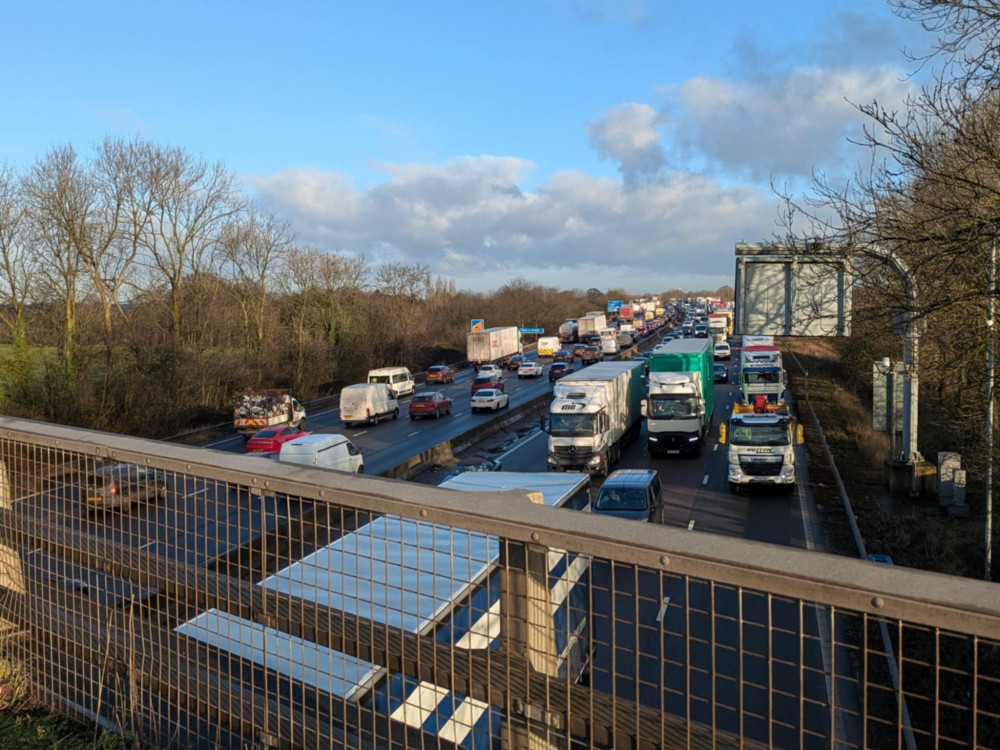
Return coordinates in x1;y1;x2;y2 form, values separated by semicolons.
279;433;364;473
340;383;399;427
367;367;415;398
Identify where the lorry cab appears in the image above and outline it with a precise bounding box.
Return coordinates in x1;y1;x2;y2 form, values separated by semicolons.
367;367;415;398
719;409;804;493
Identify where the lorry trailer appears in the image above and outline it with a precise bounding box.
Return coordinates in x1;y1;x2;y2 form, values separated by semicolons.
646;337;714;456
467;326;520;367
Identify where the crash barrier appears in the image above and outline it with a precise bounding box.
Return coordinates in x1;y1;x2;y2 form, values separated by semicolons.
379;393;552;481
3;417;997;749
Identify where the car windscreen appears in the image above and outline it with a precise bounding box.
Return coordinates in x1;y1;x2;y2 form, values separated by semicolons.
595;488;647;511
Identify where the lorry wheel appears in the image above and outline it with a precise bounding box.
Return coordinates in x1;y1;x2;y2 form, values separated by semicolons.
344;421;351;428
358;465;364;474
393;408;399;420
373;413;380;426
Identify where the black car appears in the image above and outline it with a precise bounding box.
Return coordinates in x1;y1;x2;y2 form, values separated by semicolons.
549;361;575;381
552;349;573;364
507;354;524;371
714;363;729;383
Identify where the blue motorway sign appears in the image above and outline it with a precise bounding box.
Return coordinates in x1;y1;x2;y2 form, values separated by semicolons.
518;327;544;334
607;300;623;313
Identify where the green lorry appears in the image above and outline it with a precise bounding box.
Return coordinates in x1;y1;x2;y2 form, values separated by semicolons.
646;337;715;456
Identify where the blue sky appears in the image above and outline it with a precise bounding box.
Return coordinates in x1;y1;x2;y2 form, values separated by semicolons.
1;1;933;294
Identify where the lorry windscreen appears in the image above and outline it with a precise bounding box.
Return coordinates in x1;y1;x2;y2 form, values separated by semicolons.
743;369;781;384
549;413;597;437
730;424;790;446
648;395;699;419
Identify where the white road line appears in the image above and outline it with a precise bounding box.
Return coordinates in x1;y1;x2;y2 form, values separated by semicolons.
656;596;671;623
407;431;420;437
701;474;709;485
496;429;547;461
687;520;695;531
28;548;41;556
352;431;367;437
713;443;719;452
138;540;156;551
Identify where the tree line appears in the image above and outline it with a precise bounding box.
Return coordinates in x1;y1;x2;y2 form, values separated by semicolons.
0;138;730;437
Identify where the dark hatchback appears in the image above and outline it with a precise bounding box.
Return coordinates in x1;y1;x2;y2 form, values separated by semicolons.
549;361;575;381
592;469;663;523
713;363;729;383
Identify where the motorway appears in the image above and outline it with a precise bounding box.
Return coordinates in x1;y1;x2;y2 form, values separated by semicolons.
17;327;861;748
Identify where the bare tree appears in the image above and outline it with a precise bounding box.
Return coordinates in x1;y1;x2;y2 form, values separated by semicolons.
137;145;244;351
0;163;37;349
219;206;294;375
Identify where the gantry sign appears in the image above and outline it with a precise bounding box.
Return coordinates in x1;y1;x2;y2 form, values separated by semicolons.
733;242;852;337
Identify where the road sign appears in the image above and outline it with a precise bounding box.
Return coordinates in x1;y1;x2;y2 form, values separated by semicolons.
518;327;544;334
607;300;623;313
471;319;484;332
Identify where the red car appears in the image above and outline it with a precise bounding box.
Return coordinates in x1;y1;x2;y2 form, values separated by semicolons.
424;365;455;384
408;390;453;420
470;374;504;394
246;425;309;454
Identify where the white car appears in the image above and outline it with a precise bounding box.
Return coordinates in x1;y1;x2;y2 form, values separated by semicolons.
478;364;503;377
714;342;731;360
517;361;544;378
470;388;510;412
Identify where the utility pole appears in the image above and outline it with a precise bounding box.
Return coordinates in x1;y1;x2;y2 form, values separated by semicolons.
987;231;995;581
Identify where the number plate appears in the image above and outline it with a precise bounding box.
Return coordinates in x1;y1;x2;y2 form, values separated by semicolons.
666;450;680;455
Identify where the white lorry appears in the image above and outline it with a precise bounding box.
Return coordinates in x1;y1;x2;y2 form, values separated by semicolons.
577;313;607;341
466;326;520;367
598;327;620;356
646;372;707;457
719;407;804;493
233;389;306;439
547;360;646;476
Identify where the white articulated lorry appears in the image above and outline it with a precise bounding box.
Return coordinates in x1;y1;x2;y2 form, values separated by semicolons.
577;313;607;341
547;360;646;476
467;326;520;367
719;406;804;493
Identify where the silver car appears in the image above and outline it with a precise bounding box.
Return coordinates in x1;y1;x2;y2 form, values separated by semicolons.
84;464;168;511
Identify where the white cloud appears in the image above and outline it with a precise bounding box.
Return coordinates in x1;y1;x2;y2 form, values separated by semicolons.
249;157;775;293
585;103;665;190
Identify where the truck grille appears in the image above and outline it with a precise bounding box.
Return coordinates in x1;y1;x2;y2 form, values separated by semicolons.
740;459;783;476
552;446;594;459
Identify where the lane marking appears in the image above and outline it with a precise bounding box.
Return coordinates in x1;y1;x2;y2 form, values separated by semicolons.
138;540;157;551
407;431;420;437
352;431;367;437
656;596;671;623
713;443;719;452
701;474;709;485
687;520;695;531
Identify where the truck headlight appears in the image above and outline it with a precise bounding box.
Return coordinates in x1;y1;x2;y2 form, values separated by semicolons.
780;466;795;481
547;456;557;466
729;466;743;480
648;435;658;443
687;436;699;442
587;455;602;466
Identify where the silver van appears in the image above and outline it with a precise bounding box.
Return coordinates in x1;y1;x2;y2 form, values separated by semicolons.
279;434;364;474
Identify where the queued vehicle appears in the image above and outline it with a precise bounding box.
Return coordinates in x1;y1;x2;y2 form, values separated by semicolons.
714;363;729;383
552;349;573;364
548;361;575;381
471;374;504;394
84;464;168;512
517;361;544;378
580;346;603;365
570;342;588;359
591;469;663;523
470;388;510;412
246;425;309;454
424;365;455;384
478;364;503;377
714;342;731;360
440;457;503;483
507;354;525;371
408;390;453;420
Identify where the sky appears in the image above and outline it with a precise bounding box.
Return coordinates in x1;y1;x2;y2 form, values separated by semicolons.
1;1;934;295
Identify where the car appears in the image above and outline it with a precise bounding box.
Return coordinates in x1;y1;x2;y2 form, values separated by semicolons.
588;336;603;347
424;365;455;384
478;364;503;377
408;390;453;419
246;425;309;454
570;343;588;359
714;363;729;383
616;333;633;348
591;469;663;523
580;346;602;365
552;349;573;364
440;457;502;483
470;388;510;412
694;325;708;338
714;342;731;360
548;361;574;381
507;354;524;371
517;361;544;378
83;463;168;511
470;374;504;394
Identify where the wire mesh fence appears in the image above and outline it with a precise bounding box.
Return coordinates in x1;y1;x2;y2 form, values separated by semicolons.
0;417;996;749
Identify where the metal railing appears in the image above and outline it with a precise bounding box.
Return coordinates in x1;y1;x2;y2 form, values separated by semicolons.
0;416;997;749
